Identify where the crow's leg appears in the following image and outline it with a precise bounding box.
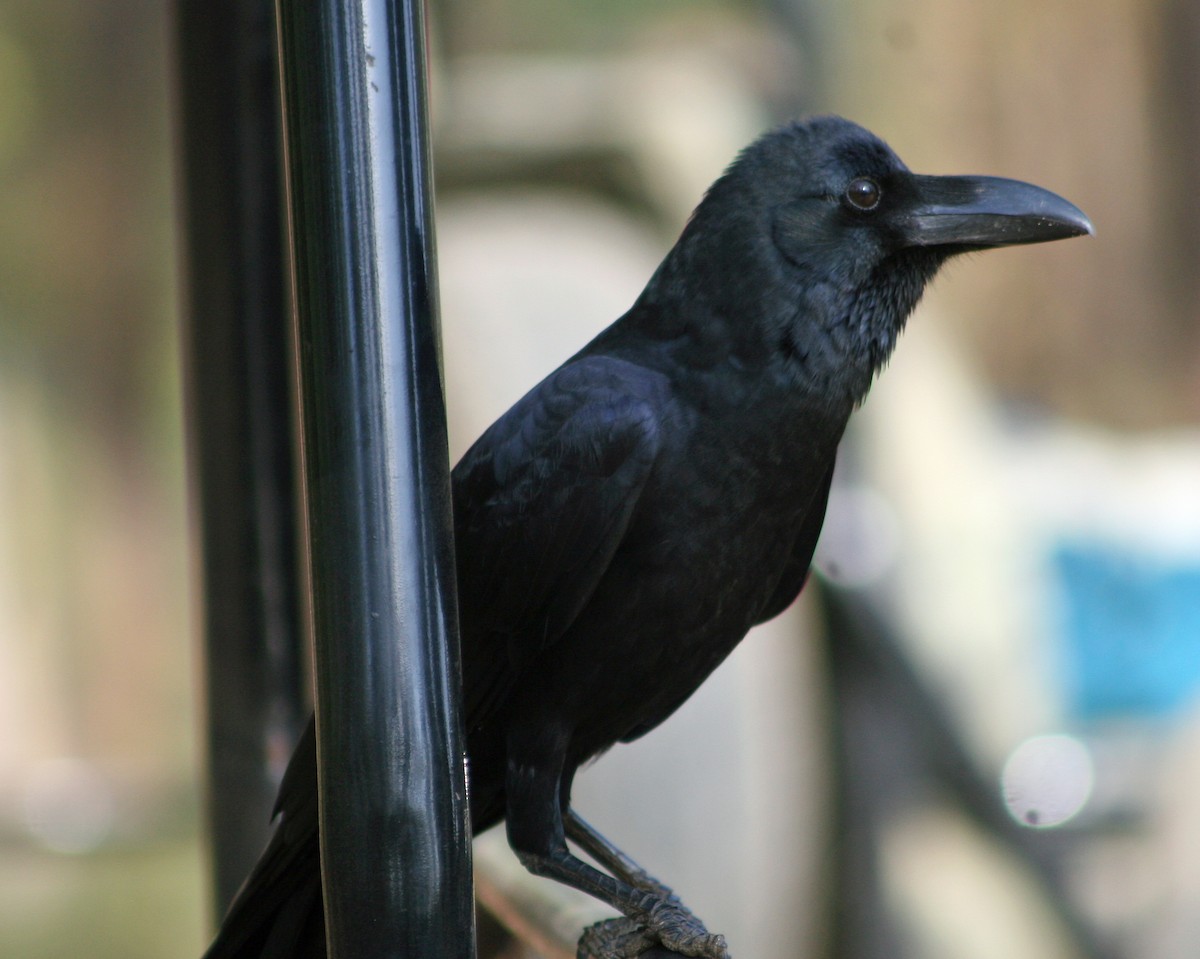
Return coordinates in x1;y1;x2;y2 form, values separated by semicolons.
565;810;683;904
566;810;726;959
505;732;729;959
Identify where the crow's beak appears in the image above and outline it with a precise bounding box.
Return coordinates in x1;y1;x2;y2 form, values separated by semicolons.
902;174;1093;248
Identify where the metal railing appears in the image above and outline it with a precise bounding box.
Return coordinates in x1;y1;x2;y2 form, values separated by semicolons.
174;0;308;915
177;1;475;955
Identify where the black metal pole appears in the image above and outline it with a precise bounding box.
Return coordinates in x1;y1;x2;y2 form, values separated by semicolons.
174;0;309;916
275;1;475;956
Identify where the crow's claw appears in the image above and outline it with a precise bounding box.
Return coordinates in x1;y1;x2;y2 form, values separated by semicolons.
577;916;653;959
576;903;730;959
647;900;729;958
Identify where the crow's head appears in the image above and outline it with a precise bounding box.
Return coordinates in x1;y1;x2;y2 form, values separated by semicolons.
744;116;1091;284
642;116;1091;405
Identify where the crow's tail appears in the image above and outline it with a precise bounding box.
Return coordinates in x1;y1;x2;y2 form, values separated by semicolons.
203;721;326;959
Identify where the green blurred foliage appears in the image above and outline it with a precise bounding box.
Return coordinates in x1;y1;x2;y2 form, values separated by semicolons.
0;842;205;959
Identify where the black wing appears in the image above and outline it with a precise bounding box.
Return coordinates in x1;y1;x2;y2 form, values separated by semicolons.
453;356;663;733
753;462;834;625
616;465;834;747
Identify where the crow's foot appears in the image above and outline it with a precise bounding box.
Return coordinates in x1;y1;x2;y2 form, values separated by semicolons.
577;917;652;959
577;903;729;959
646;899;729;958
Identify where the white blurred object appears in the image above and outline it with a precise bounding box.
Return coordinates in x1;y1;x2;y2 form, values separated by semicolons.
815;484;903;589
1003;422;1200;562
1001;733;1094;829
439;192;661;462
22;757;116;854
437;51;768;223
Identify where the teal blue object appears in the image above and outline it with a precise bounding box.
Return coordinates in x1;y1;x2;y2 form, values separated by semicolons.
1053;542;1200;719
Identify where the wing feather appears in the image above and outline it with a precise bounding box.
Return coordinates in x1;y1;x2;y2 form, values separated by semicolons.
453;358;663;732
753;462;834;626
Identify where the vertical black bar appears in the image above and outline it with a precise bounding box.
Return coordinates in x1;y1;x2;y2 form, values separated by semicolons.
275;1;475;957
174;0;308;916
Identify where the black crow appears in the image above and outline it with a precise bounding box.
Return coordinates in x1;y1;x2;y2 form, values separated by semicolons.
203;115;1091;959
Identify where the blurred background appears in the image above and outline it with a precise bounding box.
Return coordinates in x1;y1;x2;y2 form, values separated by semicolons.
2;0;1200;957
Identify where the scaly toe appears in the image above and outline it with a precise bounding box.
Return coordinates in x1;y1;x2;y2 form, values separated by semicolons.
578;917;654;959
577;902;730;959
646;901;730;959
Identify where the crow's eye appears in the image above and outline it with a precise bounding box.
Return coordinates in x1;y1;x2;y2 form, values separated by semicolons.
845;177;881;211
